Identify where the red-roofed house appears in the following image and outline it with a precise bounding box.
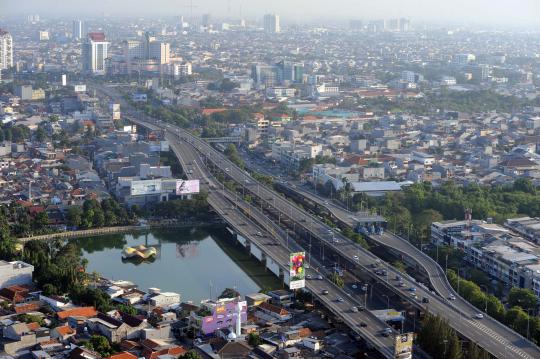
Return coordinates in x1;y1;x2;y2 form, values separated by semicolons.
51;325;76;342
57;306;97;320
202;108;227;116
107;352;138;359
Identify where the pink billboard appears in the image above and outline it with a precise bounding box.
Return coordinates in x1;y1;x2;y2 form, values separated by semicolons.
176;179;200;195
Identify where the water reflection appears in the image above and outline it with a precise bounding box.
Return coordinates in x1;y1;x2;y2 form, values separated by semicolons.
72;228;281;302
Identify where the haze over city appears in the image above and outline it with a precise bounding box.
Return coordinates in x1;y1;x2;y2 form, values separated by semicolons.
1;0;540;27
2;1;540;359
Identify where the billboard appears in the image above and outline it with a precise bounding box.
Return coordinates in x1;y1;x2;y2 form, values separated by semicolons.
372;309;405;322
130;179;162;196
394;333;413;359
176;180;200;195
289;252;306;289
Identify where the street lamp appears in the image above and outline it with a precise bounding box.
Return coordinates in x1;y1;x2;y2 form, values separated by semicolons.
480;284;489;314
383;294;390;310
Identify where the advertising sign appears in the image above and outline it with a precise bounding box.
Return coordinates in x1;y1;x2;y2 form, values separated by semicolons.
372;309;405;322
289;252;306;289
176;180;200;195
130;179;162;196
394;333;413;359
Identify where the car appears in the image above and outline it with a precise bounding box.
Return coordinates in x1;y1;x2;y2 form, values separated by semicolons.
475;313;484;319
396;281;405;287
317;275;323;280
361;285;368;291
408;287;416;292
410;293;418;299
357;305;365;311
353;255;359;260
395;275;402;281
322;290;329;295
337;297;344;302
422;297;429;303
448;294;456;300
351;306;358;313
306;274;312;280
256;231;262;236
359;322;367;328
225;168;230;172
380;328;392;337
351;284;358;289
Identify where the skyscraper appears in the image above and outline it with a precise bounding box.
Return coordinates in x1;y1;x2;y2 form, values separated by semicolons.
0;29;13;70
263;14;280;33
82;32;109;75
72;20;85;40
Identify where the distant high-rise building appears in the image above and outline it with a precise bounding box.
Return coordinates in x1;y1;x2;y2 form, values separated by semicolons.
82;32;109;75
276;61;304;83
38;31;49;41
27;14;40;23
72;20;86;40
454;53;476;65
202;14;211;28
0;29;13;70
123;32;170;65
251;64;279;86
263;14;280;33
349;20;363;30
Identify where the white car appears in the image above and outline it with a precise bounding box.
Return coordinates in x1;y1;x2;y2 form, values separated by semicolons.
475;313;484;319
353;255;359;260
352;284;358;289
448;294;456;300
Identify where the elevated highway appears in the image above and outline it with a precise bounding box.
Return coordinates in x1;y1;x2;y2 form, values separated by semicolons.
93;83;540;358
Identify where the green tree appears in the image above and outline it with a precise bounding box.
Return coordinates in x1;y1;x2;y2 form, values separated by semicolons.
117;304;137;316
247;332;262;346
416;313;462;359
219;287;240;299
330;272;344;288
182;351;203;359
508;288;538;312
87;335;113;357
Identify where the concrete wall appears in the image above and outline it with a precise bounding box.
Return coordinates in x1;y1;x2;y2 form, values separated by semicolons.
237;234;249;247
266;257;281;277
250;244;263;261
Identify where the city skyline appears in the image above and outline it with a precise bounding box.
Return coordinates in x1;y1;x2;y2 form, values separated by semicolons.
0;0;539;27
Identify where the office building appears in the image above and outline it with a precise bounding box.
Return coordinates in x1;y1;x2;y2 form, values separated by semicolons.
172;62;192;78
251;64;279;87
276;60;304;83
454;53;476;65
263;14;280;33
72;20;85;40
123;32;170;73
82;32;109;75
0;29;13;70
38;31;49;41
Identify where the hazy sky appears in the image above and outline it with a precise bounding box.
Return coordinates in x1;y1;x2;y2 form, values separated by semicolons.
1;0;539;26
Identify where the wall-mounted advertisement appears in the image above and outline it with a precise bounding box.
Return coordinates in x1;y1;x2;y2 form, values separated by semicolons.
289;252;306;289
394;333;413;359
176;179;200;195
130;179;162;196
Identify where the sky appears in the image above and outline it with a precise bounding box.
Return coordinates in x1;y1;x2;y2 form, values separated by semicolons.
1;0;539;26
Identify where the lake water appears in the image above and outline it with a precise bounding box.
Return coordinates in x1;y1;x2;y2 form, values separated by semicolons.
70;228;282;303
